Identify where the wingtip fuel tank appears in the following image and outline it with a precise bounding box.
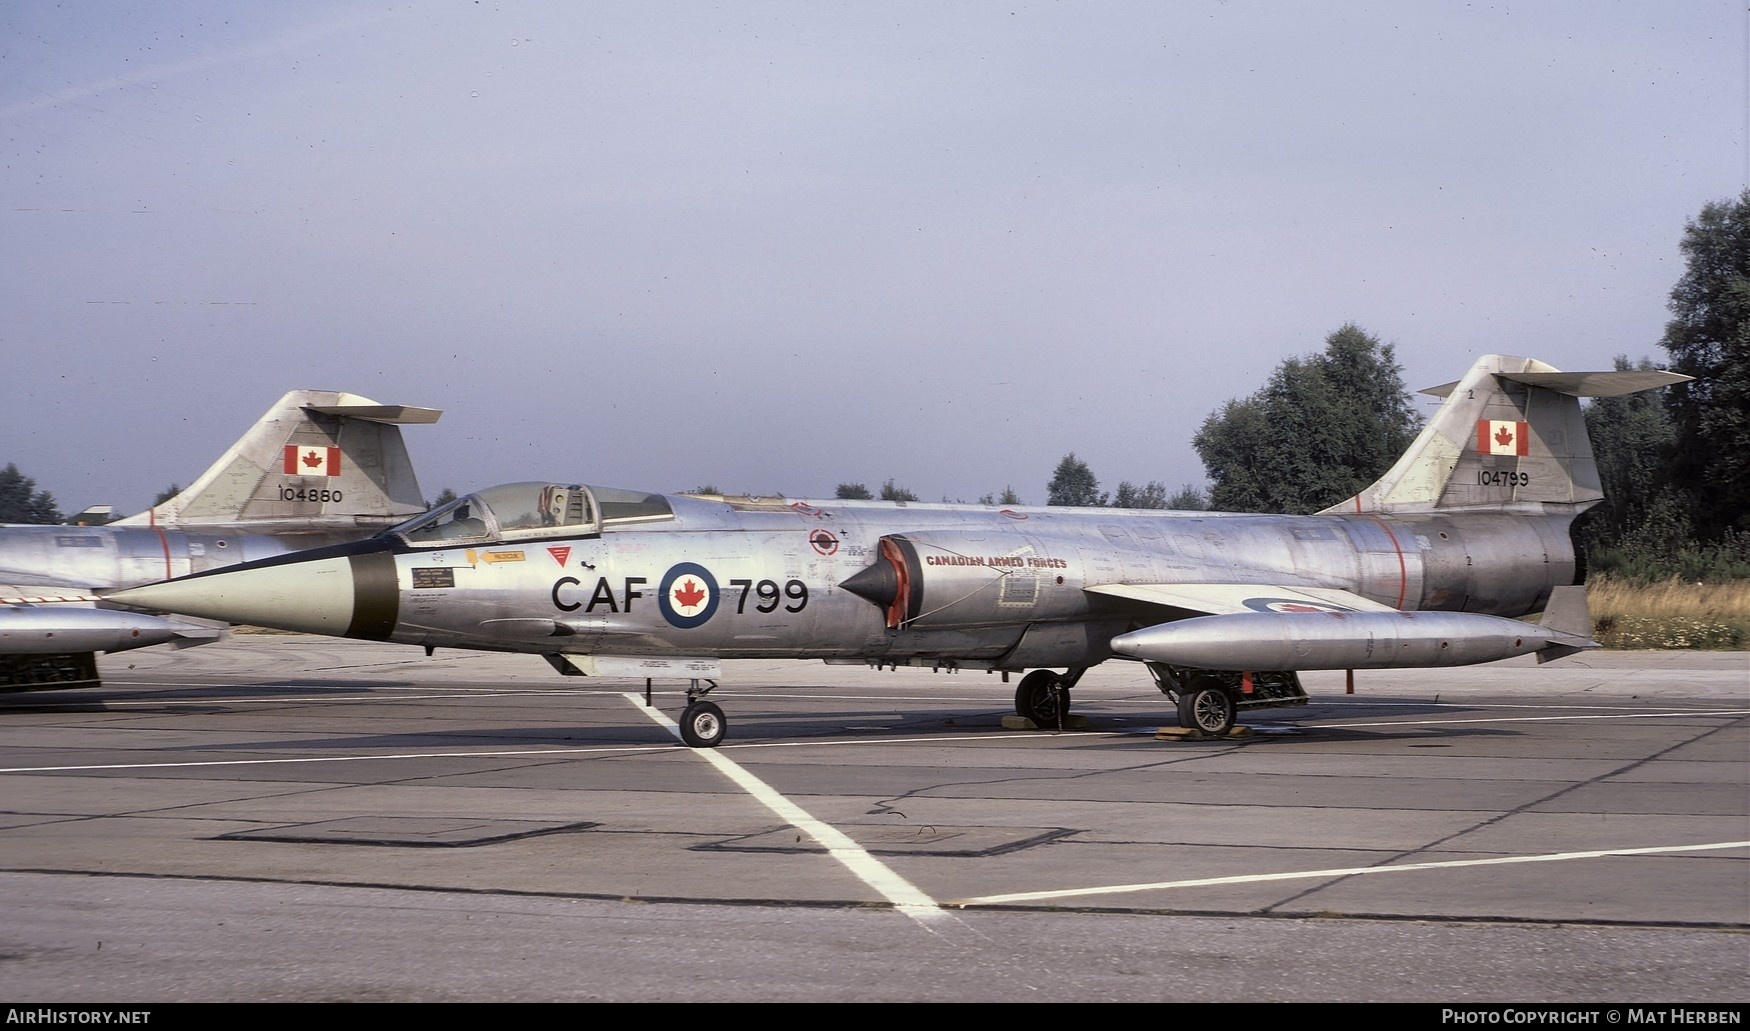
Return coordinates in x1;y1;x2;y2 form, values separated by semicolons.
1110;609;1597;671
0;605;225;655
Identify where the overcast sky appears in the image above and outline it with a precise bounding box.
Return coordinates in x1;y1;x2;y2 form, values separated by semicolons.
3;1;1745;515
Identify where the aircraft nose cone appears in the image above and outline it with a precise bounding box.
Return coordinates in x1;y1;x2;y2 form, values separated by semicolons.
109;552;400;640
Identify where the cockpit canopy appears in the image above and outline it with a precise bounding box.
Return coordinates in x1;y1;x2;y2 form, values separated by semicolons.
388;482;673;546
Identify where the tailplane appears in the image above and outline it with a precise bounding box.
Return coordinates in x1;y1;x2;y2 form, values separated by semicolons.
1323;355;1689;516
114;391;442;541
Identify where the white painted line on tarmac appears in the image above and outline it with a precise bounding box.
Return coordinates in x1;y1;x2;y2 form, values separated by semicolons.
952;840;1750;907
1319;709;1749;729
1369;700;1750;712
68;687;606;703
0;728;1046;775
0;743;682;774
627;693;950;928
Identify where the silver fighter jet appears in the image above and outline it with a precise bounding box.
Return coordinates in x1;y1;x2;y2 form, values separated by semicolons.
2;391;439;690
110;355;1684;744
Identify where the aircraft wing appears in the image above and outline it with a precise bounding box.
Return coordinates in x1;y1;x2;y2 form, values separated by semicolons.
1086;582;1395;616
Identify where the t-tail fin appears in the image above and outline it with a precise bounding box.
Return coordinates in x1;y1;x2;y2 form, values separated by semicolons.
114;391;442;541
1322;354;1689;516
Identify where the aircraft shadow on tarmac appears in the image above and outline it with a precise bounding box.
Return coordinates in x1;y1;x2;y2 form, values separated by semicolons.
76;690;1524;754
0;678;425;712
0;675;1522;749
0;698;115;714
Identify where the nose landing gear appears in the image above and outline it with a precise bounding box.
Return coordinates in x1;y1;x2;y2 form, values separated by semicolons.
678;679;725;748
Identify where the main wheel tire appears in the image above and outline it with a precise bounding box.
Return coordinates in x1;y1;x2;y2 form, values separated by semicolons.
1014;669;1070;727
679;700;727;748
1176;683;1236;736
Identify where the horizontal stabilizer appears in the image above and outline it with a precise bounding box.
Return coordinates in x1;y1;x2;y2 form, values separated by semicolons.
302;398;442;424
1422;368;1691;399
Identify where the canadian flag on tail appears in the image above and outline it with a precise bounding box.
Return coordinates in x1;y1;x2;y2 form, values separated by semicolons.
1476;420;1530;457
283;445;342;477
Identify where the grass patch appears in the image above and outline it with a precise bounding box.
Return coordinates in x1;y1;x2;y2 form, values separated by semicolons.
1587;576;1750;649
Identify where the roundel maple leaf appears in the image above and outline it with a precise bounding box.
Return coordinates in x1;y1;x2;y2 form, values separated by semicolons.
672;578;708;611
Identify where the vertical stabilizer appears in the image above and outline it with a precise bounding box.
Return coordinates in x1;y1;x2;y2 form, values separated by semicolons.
1322;355;1689;516
114;391;442;539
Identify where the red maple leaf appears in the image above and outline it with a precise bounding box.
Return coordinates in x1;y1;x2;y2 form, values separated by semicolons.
1493;425;1514;448
301;449;323;469
673;579;707;609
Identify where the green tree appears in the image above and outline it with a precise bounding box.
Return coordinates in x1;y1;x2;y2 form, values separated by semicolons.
878;479;918;502
1191;397;1273;512
835;482;873;500
1112;480;1169;509
1166;483;1208;510
1578;356;1678;553
1661;189;1750;537
0;464;62;524
153;484;182;506
426;487;459;509
1193;324;1420;513
1047;453;1106;506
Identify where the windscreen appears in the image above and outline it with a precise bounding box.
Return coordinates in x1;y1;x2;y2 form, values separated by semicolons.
387;482;670;546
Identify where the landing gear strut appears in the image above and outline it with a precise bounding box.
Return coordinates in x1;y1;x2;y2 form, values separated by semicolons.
1014;668;1085;728
678;679;726;748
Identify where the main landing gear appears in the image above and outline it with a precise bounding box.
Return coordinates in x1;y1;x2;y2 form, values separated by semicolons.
1146;662;1308;737
1013;667;1086;728
1175;676;1237;736
1009;666;1252;736
678;679;726;748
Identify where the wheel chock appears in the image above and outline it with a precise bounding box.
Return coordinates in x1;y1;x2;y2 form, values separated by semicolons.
1155;724;1252;741
1001;714;1090;731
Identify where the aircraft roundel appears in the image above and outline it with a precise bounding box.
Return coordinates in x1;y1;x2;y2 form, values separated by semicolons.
658;562;720;629
1243;597;1350;614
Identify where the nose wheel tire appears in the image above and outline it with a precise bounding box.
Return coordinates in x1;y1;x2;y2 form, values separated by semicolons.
1015;669;1070;727
1177;683;1236;736
679;700;726;748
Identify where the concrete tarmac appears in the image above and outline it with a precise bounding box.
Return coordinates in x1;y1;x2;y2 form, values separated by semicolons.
0;638;1744;1003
